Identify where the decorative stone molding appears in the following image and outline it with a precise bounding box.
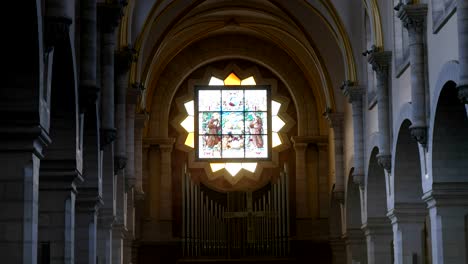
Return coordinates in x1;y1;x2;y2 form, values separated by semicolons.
114;155;127;173
367;51;391;77
97;1;126;33
459;84;468;104
100;128;117;148
410;126;427;147
44;16;72;52
377;154;392;173
115;46;138;75
397;4;427;34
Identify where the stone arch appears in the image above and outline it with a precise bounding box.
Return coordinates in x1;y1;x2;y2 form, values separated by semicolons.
393;119;423;205
431;81;468;183
147;34;320;138
366;147;387;219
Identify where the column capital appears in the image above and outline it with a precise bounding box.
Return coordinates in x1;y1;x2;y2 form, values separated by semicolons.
44;16;72;52
367;50;392;76
114;155;127;173
458;84;468;104
362;217;392;236
135;113;147;129
115;45;137;75
100;128;117;148
340;81;365;104
387;203;427;224
143;137;175;152
97;1;127;33
377;153;392;173
127;85;140;105
397;4;428;33
325;113;344;130
333;190;345;205
422;183;468;207
291;135;328;145
409;126;427;148
352;173;365;189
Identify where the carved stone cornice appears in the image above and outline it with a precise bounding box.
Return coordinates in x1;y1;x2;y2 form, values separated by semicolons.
397;4;428;34
291;135;328;145
143;137;175;151
127;85;140;105
44;16;72;52
135;113;147;129
324;111;344;130
114;155;127;173
97;1;127;33
353;173;365;189
367;51;392;77
115;46;137;74
79;83;100;113
333;190;345;205
458;84;468;104
376;153;392;173
409;126;427;148
341;81;365;104
100;128;117;148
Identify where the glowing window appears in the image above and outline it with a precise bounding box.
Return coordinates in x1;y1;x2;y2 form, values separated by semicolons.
195;86;271;161
180;73;286;176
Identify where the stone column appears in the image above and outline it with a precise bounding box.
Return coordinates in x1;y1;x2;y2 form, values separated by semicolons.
342;83;365;187
79;0;99;113
134;113;146;199
345;228;367;264
330;238;347;264
97;217;113;264
75;201;99;264
98;2;122;147
423;183;468;264
325;112;345;198
112;168;127;264
398;4;428;147
457;0;468;103
387;204;427;264
124;189;135;264
0;136;49;263
159;142;174;223
38;173;82;264
291;139;309;218
362;217;393;264
125;86;139;189
114;46;136;169
367;51;392;173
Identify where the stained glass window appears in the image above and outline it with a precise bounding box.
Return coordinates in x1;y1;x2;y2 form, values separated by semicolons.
195;85;271;161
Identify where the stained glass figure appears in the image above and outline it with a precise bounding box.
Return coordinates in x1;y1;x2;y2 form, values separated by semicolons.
196;84;269;160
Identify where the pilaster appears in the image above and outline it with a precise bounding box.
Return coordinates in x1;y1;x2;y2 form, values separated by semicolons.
387;203;427;264
341;82;365;188
362;217;393;264
75;195;101;264
344;228;367;264
134;113;146;199
98;1;125;148
367;50;392;173
397;3;429;147
292;140;308;218
422;183;468;264
324;111;345;197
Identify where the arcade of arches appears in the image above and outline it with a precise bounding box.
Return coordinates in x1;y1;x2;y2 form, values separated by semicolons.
1;0;468;264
